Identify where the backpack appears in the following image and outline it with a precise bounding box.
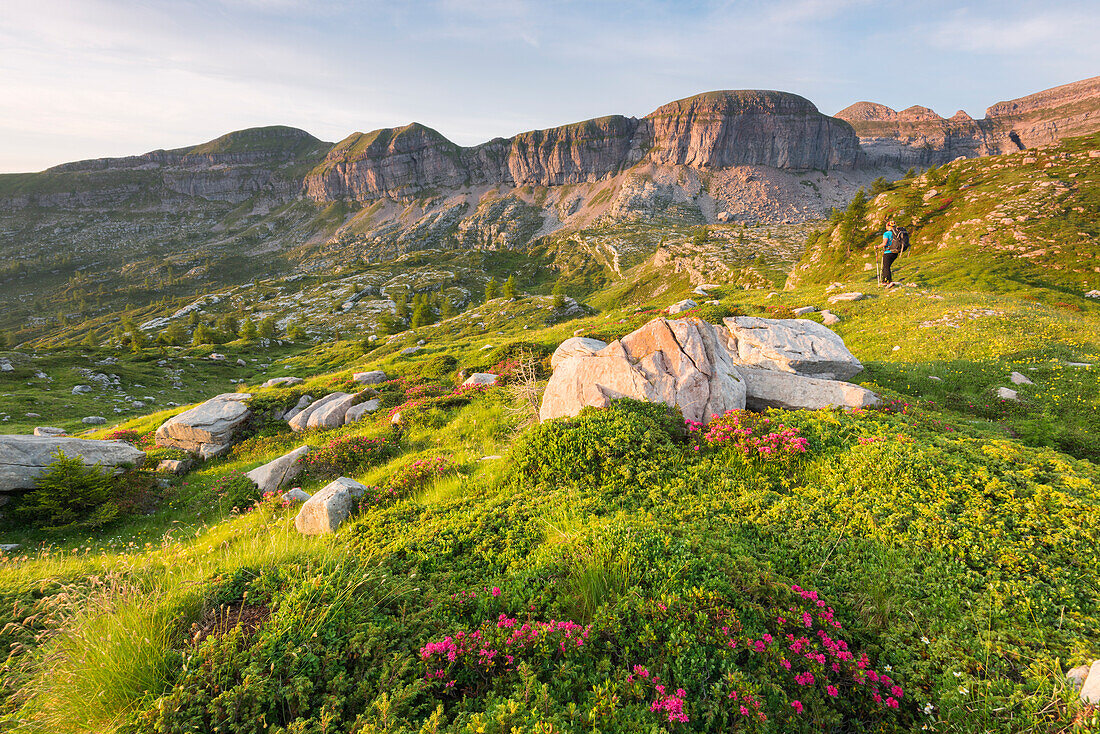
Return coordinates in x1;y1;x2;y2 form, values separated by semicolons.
890;226;910;253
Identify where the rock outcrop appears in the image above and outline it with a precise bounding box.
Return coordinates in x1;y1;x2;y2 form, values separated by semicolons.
540;316;877;422
836;76;1100;166
0;436;146;492
295;477;368;535
723;316;863;380
155;393;252;458
245;445;310;494
540;318;748;423
303;91;860;202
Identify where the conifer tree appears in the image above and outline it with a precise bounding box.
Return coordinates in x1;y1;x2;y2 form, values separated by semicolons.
485;278;499;301
239;318;257;341
503;275;517;299
258;316;277;339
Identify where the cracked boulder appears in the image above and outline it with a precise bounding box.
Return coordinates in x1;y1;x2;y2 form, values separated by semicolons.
155;393;252;457
540;317;746;423
723;316;863;380
0;436;146;493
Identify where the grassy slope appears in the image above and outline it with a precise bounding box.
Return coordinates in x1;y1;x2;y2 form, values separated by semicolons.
0;137;1098;732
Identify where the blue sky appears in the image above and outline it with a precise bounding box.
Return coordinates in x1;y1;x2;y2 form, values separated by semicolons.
1;0;1097;172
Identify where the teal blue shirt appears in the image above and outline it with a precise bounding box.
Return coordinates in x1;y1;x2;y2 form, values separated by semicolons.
882;230;898;254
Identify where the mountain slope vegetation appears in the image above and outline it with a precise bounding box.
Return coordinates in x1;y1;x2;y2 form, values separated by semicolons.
0;135;1098;733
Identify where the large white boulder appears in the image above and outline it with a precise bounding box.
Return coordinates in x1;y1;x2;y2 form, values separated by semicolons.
1081;660;1100;704
288;392;346;432
294;477;368;535
245;445;310;494
723;316;863;381
550;337;608;369
0;436;146;492
155;393;251;455
739;367;880;411
540;318;746;423
306;393;356;429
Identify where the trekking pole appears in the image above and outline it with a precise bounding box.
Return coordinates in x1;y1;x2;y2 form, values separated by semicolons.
875;244;881;282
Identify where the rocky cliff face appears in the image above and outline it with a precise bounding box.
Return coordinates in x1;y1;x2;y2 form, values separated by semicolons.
836;76;1100;166
303;91;858;202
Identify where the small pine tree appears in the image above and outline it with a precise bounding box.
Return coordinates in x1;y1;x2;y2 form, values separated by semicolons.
258;316;277;339
394;295;409;320
870;176;891;196
503;275;517;300
239;318;257;341
17;450;119;530
129;328;148;353
216;314;238;337
410;301;434;329
376;312;399;335
440;298;455;319
551;281;565;311
192;323;214;346
485;278;499;301
286;321;306;340
161;322;186;346
81;330;99;349
186;311;200;328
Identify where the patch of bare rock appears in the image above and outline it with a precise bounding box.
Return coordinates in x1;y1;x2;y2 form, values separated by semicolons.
540;316;877;422
0;436;146;493
155;392;252;459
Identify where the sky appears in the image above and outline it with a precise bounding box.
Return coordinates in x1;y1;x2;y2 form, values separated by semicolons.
1;0;1097;172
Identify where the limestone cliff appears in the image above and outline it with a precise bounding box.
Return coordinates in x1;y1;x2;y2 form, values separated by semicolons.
302;91;858;202
836;76;1100;166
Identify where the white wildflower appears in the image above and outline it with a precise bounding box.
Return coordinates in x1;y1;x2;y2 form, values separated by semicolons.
921;636;931;644
922;702;935;715
958;686;969;695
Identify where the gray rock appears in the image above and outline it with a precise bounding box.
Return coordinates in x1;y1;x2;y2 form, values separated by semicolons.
210;353;226;361
33;427;67;437
0;544;21;552
81;416;107;425
0;359;11;372
739;367;880;411
1009;371;1034;385
399;346;422;356
792;306;817;316
821;310;841;326
1068;664;1090;689
261;376;303;389
541;317;746;423
550;337;608;369
245;445;310;493
996;387;1019;401
289;392;346;432
282;487;311;504
155;393;252;453
199;443;232;461
462;373;498;387
0;436;146;492
72;385;92;395
157;458;193;474
294;477;368;535
827;292;867;304
1081;660;1100;704
352;370;389;384
928;375;943;381
236;359;246;367
667;299;698;315
306;393;356;429
344;399;381;424
723;316;863;380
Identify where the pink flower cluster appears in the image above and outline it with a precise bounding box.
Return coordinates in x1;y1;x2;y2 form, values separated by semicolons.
420;610;592;688
627;665;689;724
689;410;808;460
727;688;766;723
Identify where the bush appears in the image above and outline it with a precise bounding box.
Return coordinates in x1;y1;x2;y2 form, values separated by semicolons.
693;302;744;324
418;354;458;382
16;450;121;530
300;436;393;480
208;471;260;511
510;399;686;488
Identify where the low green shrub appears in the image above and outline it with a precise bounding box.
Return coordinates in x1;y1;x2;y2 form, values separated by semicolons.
300;436;394;480
16;451;122;530
208;471;260;511
418;354;458;382
510;399;686;488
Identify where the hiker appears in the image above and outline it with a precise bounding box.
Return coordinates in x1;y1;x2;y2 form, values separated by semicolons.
879;219;908;287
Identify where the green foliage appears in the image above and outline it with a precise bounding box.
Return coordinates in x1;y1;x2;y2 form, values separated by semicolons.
418;354;458;382
510;399;685;488
502;275;517;300
485;277;499;301
691;226;709;245
208;471;261;511
870;176;891;196
238;317;257;341
301;436;394;480
16;450;122;530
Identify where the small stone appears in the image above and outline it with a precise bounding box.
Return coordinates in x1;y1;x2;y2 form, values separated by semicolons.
352;370;388;384
0;544;21;552
996;387;1018;401
572;328;587;336
892;345;900;352
1068;664;1090;689
667;299;698;315
463;373;498;386
282;487;311;505
33;426;67;437
1009;371;1033;385
827;292;867;304
236;359;246;367
821;311;841;325
157;458;193;475
261;376;303;389
928;375;943;382
792;306;817;316
82;416;107;425
1081;660;1100;704
400;346;422;356
72;385;92;395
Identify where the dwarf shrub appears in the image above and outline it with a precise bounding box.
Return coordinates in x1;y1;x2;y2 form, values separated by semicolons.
17;450;120;530
511;399;686;488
